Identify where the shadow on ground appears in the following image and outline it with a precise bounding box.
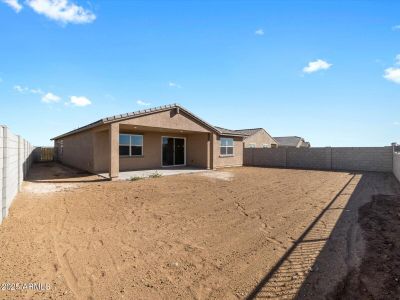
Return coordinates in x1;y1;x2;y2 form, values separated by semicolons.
27;162;107;183
245;172;400;300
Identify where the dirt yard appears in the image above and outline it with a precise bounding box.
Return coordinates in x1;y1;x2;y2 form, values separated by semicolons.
0;163;399;299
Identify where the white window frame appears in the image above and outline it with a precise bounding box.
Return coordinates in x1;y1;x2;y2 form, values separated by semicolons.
119;134;144;157
262;144;269;148
220;137;234;156
248;143;256;148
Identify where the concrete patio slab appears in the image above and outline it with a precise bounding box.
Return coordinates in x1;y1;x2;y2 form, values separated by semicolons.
98;167;208;180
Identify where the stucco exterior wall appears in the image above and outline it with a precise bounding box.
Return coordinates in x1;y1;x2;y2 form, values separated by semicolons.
244;130;277;148
214;135;244;168
186;133;209;168
93;130;110;173
56;130;94;172
91;130;210;173
119;110;210;133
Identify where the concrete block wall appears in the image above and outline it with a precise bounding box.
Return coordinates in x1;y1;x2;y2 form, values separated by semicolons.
244;146;393;173
332;147;393;172
287;147;332;170
394;152;400;183
0;126;34;223
245;148;287;167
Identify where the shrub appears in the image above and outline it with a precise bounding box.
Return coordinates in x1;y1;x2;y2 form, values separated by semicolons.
149;171;162;178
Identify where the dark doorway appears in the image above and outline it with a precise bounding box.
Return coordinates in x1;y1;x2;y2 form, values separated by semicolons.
162;137;185;166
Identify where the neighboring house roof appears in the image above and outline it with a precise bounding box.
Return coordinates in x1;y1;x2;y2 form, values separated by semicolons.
216;127;278;144
52;103;245;140
273;136;310;147
214;126;249;136
232;128;264;136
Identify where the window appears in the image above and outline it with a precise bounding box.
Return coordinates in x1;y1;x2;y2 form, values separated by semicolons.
271;143;278;148
119;134;143;156
220;137;234;156
262;144;269;148
248;143;256;148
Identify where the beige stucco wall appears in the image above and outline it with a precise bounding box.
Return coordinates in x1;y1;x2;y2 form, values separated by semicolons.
119;110;210;133
56;130;94;172
120;132;209;171
244;130;277;148
214;135;244;168
93;130;110;173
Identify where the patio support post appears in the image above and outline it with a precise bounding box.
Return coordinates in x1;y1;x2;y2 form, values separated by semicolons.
207;133;211;170
109;123;119;180
210;133;217;170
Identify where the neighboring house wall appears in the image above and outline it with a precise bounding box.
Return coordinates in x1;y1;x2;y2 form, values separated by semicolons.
244;130;277;148
394;152;400;183
214;135;243;168
0;126;34;224
244;147;393;172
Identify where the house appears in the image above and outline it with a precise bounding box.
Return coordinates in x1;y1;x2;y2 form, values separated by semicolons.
216;127;277;148
273;136;311;148
51;104;246;179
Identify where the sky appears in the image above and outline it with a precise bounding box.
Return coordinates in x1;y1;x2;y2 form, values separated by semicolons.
0;0;399;146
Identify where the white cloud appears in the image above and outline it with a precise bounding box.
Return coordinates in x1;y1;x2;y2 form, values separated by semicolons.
136;100;151;106
14;84;46;95
392;25;400;31
394;121;400;126
168;82;182;88
1;0;22;12
395;54;400;65
26;0;96;24
254;28;264;36
384;67;400;84
42;92;61;103
303;59;332;73
14;85;28;93
70;95;91;106
30;88;44;94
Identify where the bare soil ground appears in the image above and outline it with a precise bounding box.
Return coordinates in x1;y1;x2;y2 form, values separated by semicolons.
0;163;398;299
328;194;400;300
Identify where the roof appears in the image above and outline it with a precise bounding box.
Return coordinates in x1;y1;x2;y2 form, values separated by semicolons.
52;103;246;140
215;127;267;136
273;136;306;147
232;128;264;136
216;127;277;143
214;126;248;136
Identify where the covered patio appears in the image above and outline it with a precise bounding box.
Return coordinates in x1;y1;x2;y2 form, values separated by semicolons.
98;166;209;180
52;104;245;180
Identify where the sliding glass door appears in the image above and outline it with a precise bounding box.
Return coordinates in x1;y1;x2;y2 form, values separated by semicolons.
162;137;186;166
